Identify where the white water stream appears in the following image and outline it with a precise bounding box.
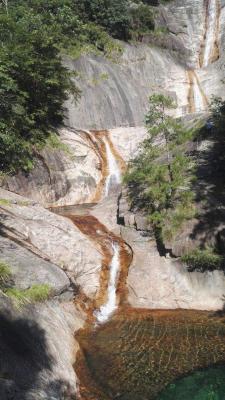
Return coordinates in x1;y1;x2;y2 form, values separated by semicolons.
192;72;206;112
103;137;121;197
202;0;218;67
95;243;120;323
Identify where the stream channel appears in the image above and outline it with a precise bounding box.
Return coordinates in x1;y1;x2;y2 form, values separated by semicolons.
51;123;225;399
50;3;225;397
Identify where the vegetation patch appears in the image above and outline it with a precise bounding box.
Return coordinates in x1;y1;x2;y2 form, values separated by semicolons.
181;248;225;272
124;94;196;249
44;133;73;157
5;284;52;308
0;0;170;174
0;261;12;288
0;198;11;206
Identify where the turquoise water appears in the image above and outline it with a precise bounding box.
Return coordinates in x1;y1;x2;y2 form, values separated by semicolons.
158;366;225;400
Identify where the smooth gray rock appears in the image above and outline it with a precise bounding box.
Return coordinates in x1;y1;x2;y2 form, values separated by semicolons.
0;188;102;299
3;128;101;207
64;0;225;130
0;299;84;400
0;236;70;294
122;226;225;311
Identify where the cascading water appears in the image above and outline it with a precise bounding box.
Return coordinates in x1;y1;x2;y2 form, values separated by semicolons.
94;242;120;323
103;137;121;197
202;0;218;67
188;71;207;113
187;0;220;112
192;72;207;112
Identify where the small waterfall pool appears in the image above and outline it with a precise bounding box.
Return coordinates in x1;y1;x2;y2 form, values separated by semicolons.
76;309;225;400
94;242;120;323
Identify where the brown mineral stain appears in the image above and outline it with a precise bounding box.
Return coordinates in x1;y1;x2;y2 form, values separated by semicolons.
187;70;209;113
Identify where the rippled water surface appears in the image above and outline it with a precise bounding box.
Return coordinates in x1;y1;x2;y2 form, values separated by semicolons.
76;309;225;400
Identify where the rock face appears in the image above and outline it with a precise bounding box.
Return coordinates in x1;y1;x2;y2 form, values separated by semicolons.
2;127;148;207
3;2;225;207
3;128;101;207
116;192;225;311
65;45;190;129
0;236;69;294
124;227;225;310
0;188;102;299
0;190;92;400
64;0;225;130
0;298;84;400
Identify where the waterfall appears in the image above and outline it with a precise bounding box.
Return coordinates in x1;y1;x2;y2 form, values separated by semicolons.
202;0;218;67
192;72;206;112
103;137;121;197
95;243;120;323
188;71;207;113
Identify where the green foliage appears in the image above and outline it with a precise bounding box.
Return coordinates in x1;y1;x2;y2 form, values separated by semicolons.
129;3;155;38
124;94;196;244
0;261;11;288
0;2;79;173
76;0;131;40
0;198;11;206
45;132;72;156
0;0;160;174
181;248;225;272
5;284;52;308
24;284;52;302
210;96;225;136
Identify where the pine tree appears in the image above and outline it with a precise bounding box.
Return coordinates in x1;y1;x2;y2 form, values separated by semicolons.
124;94;196;248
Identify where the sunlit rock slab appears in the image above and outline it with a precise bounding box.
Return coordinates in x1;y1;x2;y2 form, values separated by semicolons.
0;236;69;294
0;189;102;299
2;128;101;207
123;226;225;311
65;44;190;130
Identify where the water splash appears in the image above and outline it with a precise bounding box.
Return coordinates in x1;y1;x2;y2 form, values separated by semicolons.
202;0;218;67
94;243;120;323
103;137;121;197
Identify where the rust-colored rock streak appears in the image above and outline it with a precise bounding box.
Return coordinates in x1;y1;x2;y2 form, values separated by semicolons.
90;130;126;202
187;70;208;113
71;215;132;323
78;130;125;203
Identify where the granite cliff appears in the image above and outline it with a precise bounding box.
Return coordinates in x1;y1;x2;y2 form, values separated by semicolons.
1;1;225;399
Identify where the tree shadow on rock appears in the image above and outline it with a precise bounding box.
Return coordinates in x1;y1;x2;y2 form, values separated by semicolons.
0;305;76;400
190;126;225;249
0;305;52;399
